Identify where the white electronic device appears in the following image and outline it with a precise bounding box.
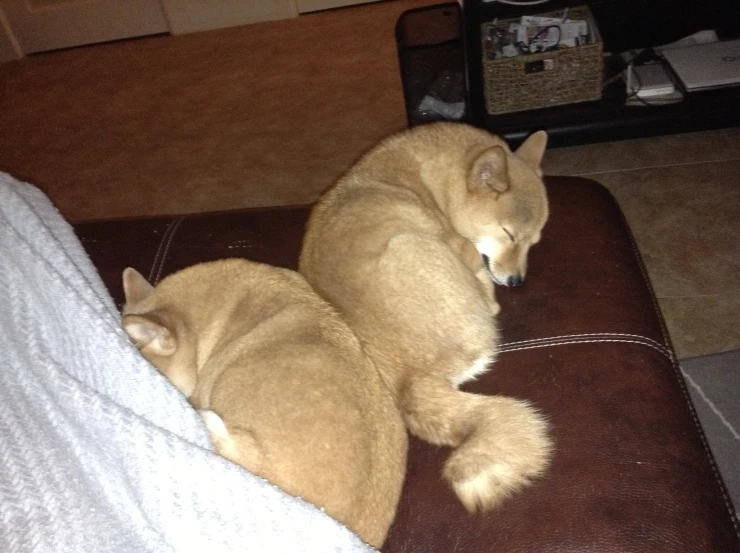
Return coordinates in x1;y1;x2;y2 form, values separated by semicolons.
628;63;676;98
661;39;740;91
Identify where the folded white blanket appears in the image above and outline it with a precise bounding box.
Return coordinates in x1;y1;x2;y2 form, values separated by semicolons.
0;173;375;553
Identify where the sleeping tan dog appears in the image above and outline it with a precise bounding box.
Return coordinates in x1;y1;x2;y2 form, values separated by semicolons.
299;122;553;513
121;259;407;548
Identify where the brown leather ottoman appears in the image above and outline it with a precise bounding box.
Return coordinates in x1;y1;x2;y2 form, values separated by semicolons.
74;176;740;552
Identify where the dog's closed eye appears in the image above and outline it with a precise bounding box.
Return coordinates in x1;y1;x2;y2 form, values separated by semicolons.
502;227;515;242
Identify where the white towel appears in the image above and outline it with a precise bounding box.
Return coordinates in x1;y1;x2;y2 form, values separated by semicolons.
0;173;375;553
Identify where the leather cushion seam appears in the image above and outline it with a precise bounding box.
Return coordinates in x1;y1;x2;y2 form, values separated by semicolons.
499;333;671;359
148;217;185;284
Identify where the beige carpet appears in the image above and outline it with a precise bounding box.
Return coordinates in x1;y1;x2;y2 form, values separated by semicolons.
0;0;738;359
0;0;440;220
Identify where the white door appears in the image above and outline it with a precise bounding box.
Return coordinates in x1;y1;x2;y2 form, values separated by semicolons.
0;0;168;55
295;0;377;14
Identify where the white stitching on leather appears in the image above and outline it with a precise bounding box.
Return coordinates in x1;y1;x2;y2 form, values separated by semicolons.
153;217;184;284
149;217;184;284
499;337;671;358
500;332;670;354
148;218;176;282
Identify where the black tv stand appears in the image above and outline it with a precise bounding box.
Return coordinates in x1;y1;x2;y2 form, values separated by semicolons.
476;83;740;148
462;0;740;146
461;0;739;147
396;0;740;147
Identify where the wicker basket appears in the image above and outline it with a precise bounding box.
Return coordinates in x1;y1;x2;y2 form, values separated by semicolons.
481;6;603;115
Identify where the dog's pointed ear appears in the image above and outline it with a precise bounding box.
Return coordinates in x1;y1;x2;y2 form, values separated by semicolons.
515;131;548;175
122;313;177;356
123;267;154;306
469;145;509;195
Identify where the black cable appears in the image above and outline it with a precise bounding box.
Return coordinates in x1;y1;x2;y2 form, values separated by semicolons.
625;67;659;107
516;24;562;55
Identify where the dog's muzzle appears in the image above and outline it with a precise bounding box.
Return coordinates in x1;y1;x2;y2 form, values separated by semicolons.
481;254;524;287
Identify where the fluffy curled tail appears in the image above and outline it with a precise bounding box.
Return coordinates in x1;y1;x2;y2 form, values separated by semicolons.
400;378;552;512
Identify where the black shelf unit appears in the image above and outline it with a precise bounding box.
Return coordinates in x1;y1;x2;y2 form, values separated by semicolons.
462;0;740;146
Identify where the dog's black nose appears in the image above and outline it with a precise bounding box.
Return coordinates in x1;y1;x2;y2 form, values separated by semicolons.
507;274;524;287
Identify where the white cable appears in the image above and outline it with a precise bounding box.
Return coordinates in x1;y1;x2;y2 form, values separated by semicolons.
626;61;635;95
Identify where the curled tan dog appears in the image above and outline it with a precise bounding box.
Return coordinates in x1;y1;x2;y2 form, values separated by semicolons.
299;122;553;512
121;259;407;548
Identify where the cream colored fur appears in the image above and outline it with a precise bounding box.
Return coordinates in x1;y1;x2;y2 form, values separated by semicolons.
299;122;553;512
121;259;407;548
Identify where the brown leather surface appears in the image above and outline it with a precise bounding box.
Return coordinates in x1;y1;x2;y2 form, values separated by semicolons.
74;176;740;552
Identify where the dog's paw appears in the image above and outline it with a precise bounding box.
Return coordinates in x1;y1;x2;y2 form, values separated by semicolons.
443;398;552;512
198;409;230;446
198;408;244;463
474;267;501;316
198;409;262;471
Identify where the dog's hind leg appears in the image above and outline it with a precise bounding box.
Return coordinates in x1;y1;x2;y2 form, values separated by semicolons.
400;377;552;512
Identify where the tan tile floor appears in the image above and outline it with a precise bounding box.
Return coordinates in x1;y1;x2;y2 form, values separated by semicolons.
1;0;738;359
545;136;740;359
